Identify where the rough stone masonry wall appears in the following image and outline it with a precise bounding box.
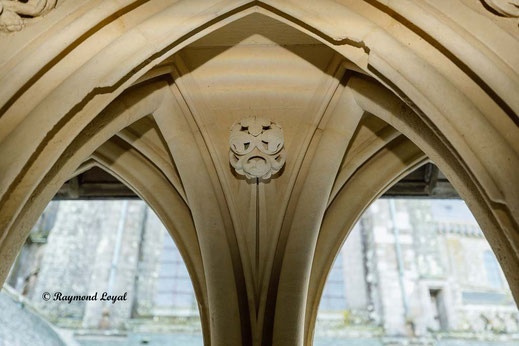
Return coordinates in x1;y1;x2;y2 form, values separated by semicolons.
9;198;519;338
33;201;106;321
132;206;166;318
81;200;145;329
29;200;146;329
364;199;519;337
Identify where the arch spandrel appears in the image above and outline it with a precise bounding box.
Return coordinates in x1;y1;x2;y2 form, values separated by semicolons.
0;2;517;346
0;1;517;211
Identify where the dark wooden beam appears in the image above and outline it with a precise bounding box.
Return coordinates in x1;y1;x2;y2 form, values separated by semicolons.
54;163;461;200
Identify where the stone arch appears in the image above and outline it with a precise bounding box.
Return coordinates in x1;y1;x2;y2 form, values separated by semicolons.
0;2;517;346
89;138;210;344
303;73;519;344
0;74;249;344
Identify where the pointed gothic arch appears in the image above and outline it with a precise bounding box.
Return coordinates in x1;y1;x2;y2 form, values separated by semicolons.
0;2;517;345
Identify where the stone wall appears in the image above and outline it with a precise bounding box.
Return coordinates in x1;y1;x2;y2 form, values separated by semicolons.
357;199;519;338
7;198;519;340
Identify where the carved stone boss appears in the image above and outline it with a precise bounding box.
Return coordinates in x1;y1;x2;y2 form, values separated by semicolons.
229;117;286;181
0;0;57;32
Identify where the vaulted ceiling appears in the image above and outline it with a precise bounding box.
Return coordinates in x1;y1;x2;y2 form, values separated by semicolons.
0;2;518;345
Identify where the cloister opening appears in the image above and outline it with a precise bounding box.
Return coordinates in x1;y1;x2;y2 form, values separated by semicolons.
1;2;517;346
3;197;204;345
315;196;519;345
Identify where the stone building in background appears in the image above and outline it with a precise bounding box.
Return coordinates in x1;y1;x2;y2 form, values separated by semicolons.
5;198;519;343
6;200;201;334
316;199;519;342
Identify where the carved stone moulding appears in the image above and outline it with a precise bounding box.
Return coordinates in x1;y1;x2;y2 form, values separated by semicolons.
229;116;286;181
0;0;57;32
482;0;519;17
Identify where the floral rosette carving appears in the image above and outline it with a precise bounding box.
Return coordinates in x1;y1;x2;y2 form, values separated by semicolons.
229;116;286;181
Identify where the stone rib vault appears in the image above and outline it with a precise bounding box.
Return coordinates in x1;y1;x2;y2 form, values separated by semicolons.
0;1;518;345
